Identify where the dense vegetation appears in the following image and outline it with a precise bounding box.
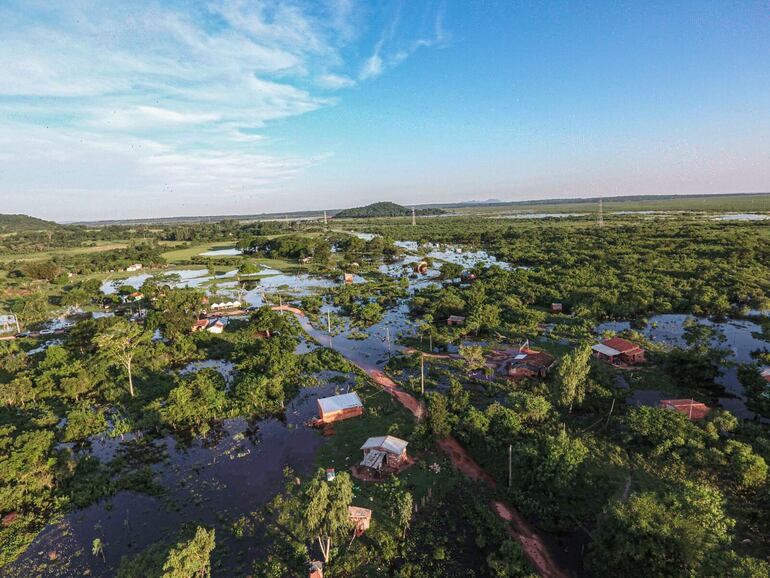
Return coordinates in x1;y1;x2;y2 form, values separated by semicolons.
1;200;769;577
334;202;445;219
0;214;58;233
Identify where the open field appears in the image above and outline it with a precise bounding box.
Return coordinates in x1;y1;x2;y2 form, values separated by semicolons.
448;192;770;215
0;241;131;263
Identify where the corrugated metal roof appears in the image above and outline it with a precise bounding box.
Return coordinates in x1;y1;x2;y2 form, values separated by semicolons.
318;392;363;414
592;343;621;357
361;450;385;470
360;435;408;455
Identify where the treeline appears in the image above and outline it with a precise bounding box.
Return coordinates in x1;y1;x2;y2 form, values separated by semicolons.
367;217;770;319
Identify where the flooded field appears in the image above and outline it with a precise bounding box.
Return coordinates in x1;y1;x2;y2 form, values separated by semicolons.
199;248;243;256
5;376;353;578
598;314;770;419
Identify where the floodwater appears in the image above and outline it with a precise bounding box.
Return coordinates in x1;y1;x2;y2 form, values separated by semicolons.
5;378;353;578
494;212;587;219
393;241;512;271
199;248;243;256
298;302;415;372
179;359;237;387
712;213;770;221
597;314;770;420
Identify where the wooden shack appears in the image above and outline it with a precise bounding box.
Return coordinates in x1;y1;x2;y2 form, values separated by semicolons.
343;273;354;284
360;435;408;471
348;506;372;537
592;337;645;365
447;315;465;326
308;561;323;578
317;392;364;423
551;303;563;313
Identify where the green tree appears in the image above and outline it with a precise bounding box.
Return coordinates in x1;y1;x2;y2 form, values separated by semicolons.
551;344;591;412
588;482;734;577
95;319;150;398
161;526;215;578
724;441;768;490
426;392;452;438
393;490;413;539
459;344;486;374
439;262;463;280
299;469;354;563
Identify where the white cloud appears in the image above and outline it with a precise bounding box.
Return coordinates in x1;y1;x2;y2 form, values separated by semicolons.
0;0;447;219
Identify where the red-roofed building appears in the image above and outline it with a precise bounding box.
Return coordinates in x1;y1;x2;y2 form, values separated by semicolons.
760;367;770;383
592;337;646;365
660;399;710;420
191;319;209;332
506;348;556;379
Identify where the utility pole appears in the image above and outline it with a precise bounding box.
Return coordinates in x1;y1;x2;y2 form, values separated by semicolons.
508;444;512;488
386;326;391;354
323;210;328;228
411;206;416;226
327;310;332;334
420;353;425;396
597;198;604;228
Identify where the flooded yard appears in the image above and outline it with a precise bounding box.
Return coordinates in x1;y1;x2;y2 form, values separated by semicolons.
5;378;353;578
598;314;770;420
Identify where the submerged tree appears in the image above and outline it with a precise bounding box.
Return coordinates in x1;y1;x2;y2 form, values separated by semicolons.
92;538;105;563
95;318;150;398
161;526;215;578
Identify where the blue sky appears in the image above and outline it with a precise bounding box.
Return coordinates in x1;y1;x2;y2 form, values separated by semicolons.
1;0;769;220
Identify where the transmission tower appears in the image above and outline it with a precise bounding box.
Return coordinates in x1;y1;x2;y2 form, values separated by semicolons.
411;206;416;226
323;210;328;228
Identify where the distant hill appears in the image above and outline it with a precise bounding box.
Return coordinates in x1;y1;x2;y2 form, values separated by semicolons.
333;202;445;219
0;214;58;233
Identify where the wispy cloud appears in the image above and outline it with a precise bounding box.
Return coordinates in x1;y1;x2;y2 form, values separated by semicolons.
359;0;449;80
0;0;447;219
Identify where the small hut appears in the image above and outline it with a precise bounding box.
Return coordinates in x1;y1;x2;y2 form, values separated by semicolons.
761;367;770;383
348;506;372;537
551;303;563;313
360;435;408;471
343;273;354;284
207;320;225;334
308;561;324;578
317;392;364;423
447;315;465;326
